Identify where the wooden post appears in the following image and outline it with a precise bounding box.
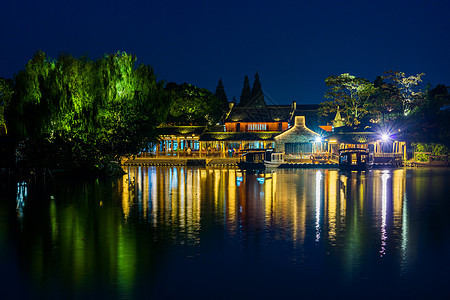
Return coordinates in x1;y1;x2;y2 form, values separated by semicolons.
156;140;160;157
221;141;225;158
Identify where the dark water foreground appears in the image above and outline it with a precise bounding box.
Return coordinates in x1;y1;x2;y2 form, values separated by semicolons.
1;167;450;299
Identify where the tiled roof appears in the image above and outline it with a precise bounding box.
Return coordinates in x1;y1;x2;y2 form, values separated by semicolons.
156;126;206;136
199;132;279;141
225;106;292;123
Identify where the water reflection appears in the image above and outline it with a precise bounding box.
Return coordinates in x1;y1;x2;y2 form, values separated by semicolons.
121;167;411;261
16;181;27;222
6;167;450;298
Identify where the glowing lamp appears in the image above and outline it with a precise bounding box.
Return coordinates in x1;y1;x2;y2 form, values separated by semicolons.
381;134;389;141
314;136;323;143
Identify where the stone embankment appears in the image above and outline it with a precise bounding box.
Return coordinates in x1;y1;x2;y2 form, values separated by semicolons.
122;157;240;167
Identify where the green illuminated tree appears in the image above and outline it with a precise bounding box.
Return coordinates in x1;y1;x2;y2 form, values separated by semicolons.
166;82;221;126
319;73;376;125
0;77;14;135
9;51;169;172
239;75;251;106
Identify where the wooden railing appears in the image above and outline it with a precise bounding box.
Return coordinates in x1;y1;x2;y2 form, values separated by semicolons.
374;153;403;159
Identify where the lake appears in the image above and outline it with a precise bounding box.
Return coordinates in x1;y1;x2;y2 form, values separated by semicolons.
1;167;450;299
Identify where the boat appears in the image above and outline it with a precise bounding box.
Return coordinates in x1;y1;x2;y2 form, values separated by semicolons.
264;149;284;168
338;148;374;171
237;150;266;171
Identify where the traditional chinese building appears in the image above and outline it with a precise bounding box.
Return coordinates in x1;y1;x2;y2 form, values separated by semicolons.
150;101;321;158
154;125;206;157
198;102;320;157
274;116;321;158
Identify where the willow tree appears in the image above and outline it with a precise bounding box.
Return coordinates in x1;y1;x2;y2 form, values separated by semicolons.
0;77;14;135
319;73;376;125
9;51;169;171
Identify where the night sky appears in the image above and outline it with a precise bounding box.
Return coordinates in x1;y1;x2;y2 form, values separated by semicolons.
1;0;449;105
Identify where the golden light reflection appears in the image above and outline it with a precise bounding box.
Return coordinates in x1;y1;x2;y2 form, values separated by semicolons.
339;174;347;225
327;170;338;244
122;171;133;220
227;169;238;236
119;166;410;263
392;169;405;233
19;166;417;297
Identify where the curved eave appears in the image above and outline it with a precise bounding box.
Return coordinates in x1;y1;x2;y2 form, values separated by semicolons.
199;132;279;141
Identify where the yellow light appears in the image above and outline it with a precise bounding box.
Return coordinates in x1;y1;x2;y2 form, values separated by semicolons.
329;139;337;143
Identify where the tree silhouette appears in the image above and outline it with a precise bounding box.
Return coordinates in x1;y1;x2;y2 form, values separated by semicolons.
214;79;228;113
239;75;251;106
250;72;266;107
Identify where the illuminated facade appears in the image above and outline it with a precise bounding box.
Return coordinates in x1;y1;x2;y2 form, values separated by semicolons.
274;115;320;156
199;102;320;156
151;102;320;158
325;124;407;164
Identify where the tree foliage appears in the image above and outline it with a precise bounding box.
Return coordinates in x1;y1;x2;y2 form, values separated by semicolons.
249;72;266;107
214;79;229;114
370;76;402;124
0;77;14;134
383;70;425;116
319;73;376;125
239;75;251;106
8;51;169;171
166;82;221;126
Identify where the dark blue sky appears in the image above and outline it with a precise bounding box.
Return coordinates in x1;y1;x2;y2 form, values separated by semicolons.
1;0;449;105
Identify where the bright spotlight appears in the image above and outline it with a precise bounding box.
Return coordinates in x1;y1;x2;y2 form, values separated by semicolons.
381;134;389;141
314;136;323;143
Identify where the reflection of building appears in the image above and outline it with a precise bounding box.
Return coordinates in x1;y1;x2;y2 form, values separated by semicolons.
120;166;410;274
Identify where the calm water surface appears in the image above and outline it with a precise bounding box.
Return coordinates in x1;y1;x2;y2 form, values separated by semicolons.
1;167;450;299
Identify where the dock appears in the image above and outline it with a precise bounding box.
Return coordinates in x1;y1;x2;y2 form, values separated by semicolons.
278;162;339;169
122;157;239;167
